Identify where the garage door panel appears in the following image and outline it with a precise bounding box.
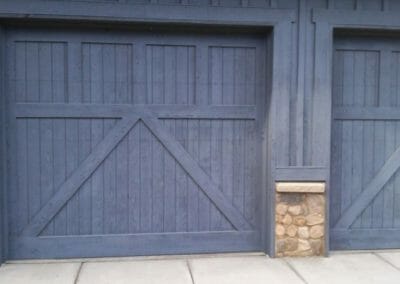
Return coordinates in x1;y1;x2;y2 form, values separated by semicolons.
331;36;400;249
31;118;249;237
7;27;266;259
14;41;68;103
82;42;133;104
11;117;119;237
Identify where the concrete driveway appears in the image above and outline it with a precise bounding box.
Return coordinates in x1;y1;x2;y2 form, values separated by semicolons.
1;251;400;284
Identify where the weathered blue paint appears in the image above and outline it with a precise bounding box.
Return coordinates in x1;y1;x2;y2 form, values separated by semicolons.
0;0;400;263
0;27;6;264
5;27;270;260
330;36;400;250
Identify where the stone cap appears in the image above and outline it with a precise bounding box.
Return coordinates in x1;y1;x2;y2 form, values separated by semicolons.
276;182;325;193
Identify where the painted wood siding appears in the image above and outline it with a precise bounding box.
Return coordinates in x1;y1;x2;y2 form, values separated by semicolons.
0;27;5;263
6;27;266;259
331;36;400;249
5;0;400;167
2;0;400;262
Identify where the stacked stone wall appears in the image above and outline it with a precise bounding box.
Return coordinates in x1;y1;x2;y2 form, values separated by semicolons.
275;183;325;257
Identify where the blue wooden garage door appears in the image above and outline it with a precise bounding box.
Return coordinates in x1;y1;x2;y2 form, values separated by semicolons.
331;36;400;249
6;27;267;259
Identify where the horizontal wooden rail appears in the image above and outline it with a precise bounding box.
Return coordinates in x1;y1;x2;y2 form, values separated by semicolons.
12;103;256;120
333;107;400;121
10;231;260;259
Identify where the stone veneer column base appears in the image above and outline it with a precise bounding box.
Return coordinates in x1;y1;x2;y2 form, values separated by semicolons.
275;182;325;257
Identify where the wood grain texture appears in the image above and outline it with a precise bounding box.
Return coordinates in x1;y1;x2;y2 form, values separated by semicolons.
331;36;400;249
5;28;266;259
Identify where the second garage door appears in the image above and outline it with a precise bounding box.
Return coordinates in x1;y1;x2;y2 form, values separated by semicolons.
7;26;268;259
331;35;400;249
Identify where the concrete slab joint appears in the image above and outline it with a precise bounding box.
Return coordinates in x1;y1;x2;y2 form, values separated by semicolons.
275;182;326;257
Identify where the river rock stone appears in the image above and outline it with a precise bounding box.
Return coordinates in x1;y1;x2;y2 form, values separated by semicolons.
306;213;324;225
298;226;309;239
288;205;302;216
282;214;293;225
285;238;298;251
307;195;325;214
286;225;298;237
293;216;306;226
276;224;286;237
298;239;311;251
276;203;288;215
276;239;286;253
309;239;323;255
310;225;324;239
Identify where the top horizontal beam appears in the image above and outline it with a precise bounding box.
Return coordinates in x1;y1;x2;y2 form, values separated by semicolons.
12;103;256;120
313;8;400;28
0;1;295;26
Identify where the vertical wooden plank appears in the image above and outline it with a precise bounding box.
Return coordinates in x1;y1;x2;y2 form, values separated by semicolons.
209;47;222;105
341;121;352;217
14;120;28;236
151;121;164;233
361;50;380;228
361;121;373;228
221;120;233;230
102;44;117;234
330;120;342;225
164;46;177;104
273;22;292;167
52;41;67;234
220;46;234;229
116;134;129;233
65;118;79;235
78;119;92;235
210;119;223;230
38;43;55;235
115;44;131;104
372;121;385;228
188;46;195;105
176;47;189;231
350;120;363;228
244;120;256;227
209;46;223;230
177;46;188;105
198;119;211;231
163;120;176;232
66;39;82;236
187;119;199;231
77;43;92;235
175;120;188;232
39;118;54;235
380;49;395;228
234;48;246;218
0;27;5;262
153;45;166;104
133;42;147;104
14;42;26;103
26;42;39;103
311;22;333;167
26;119;41;226
195;42;208;106
383;121;395;228
350;51;365;228
394;122;400;228
128;124;140;233
140;122;152;233
245;47;256;105
86;43;105;234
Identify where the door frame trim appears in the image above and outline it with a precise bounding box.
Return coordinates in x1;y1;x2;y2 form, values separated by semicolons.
0;1;295;260
313;8;400;254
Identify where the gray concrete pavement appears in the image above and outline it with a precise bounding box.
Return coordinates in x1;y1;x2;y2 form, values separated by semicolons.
1;251;400;284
